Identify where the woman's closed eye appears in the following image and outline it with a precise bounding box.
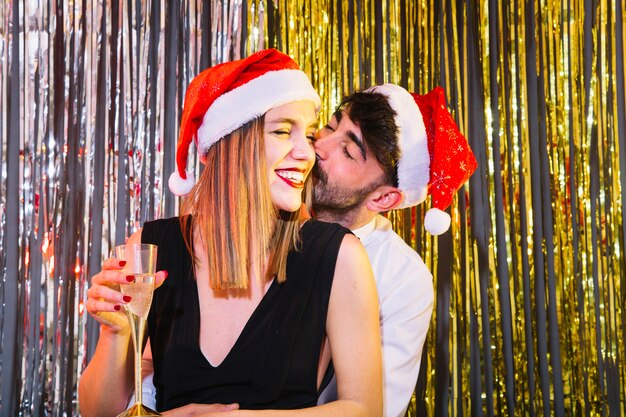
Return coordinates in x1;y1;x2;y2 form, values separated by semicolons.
272;129;291;137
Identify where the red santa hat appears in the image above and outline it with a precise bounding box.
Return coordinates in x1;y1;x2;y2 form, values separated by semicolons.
168;48;321;196
366;84;477;235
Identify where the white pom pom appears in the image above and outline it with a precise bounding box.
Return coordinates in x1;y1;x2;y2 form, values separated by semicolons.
168;170;195;196
424;208;451;235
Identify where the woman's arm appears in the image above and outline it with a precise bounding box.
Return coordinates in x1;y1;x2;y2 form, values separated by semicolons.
79;230;167;417
314;232;383;416
78;317;134;417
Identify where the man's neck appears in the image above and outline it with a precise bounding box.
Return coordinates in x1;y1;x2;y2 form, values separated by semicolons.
313;207;376;231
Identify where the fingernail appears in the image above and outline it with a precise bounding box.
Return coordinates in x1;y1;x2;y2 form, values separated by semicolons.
126;275;135;282
114;305;121;311
119;260;127;267
163;270;168;279
123;295;132;302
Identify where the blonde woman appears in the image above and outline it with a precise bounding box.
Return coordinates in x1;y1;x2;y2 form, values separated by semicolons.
79;49;381;417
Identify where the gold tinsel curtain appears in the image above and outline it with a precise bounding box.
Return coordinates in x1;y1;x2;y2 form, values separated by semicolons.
0;0;624;416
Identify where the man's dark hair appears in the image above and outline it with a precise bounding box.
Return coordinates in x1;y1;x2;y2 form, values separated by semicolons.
339;91;400;187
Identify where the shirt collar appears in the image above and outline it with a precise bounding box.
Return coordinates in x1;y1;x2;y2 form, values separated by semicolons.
351;217;377;245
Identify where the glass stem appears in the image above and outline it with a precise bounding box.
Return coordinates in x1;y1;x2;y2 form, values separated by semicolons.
128;312;146;406
134;333;143;406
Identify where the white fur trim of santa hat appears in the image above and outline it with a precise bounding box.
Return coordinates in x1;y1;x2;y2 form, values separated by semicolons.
196;69;321;160
365;84;430;209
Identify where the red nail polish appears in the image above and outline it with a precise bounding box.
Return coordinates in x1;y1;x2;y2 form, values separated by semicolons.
163;270;168;279
126;275;135;282
123;295;132;302
119;260;127;267
114;305;121;311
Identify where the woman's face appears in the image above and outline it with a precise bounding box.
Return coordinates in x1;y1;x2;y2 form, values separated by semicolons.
264;100;318;212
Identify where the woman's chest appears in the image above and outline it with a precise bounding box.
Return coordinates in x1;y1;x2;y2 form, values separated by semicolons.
195;273;274;367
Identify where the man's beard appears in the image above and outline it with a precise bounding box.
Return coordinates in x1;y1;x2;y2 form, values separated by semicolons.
311;163;383;217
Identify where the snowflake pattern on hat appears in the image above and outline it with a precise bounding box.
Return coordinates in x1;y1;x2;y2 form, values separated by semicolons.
414;87;477;234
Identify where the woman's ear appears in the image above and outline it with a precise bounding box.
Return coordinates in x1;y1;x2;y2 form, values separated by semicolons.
365;186;404;212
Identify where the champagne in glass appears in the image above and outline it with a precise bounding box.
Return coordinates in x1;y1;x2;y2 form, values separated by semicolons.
115;244;160;417
121;275;155;320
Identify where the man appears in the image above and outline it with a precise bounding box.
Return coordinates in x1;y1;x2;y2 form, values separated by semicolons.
130;84;476;417
314;84;476;417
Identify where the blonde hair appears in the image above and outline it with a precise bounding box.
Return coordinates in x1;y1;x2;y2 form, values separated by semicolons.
180;117;304;289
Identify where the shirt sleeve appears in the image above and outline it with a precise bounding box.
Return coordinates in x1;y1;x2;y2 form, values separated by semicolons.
126;373;158;411
378;259;433;417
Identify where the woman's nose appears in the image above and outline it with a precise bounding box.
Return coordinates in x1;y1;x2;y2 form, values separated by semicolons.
292;133;315;160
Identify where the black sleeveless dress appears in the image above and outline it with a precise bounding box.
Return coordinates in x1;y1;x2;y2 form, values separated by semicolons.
142;217;350;411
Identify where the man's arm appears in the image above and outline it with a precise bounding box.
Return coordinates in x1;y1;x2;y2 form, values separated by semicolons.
378;259;433;417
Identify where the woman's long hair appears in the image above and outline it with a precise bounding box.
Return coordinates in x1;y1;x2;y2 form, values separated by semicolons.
180;116;304;289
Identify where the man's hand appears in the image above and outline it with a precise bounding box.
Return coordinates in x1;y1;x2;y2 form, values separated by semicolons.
161;403;239;416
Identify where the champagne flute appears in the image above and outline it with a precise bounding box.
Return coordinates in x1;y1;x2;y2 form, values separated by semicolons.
115;243;160;417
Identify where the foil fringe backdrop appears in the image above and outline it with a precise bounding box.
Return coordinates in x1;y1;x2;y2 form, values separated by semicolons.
0;1;624;416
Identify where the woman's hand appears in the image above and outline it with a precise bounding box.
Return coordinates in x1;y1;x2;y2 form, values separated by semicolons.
161;403;239;416
86;258;132;332
86;257;168;332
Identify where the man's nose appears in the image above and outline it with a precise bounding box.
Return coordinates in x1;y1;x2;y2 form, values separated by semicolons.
313;130;329;154
313;137;327;159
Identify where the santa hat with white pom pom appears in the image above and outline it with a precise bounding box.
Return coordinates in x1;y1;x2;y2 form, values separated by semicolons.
168;48;321;196
366;84;477;235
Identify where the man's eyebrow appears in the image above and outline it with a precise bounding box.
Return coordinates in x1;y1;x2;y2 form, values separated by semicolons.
347;131;367;161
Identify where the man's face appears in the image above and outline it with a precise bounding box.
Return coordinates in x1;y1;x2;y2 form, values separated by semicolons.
312;110;387;214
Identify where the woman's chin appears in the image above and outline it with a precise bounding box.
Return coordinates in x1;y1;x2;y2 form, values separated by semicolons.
273;200;302;213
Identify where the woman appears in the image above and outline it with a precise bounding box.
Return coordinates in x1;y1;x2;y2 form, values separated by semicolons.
79;49;382;416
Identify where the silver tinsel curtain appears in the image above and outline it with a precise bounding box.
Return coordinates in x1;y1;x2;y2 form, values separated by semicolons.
1;0;624;416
